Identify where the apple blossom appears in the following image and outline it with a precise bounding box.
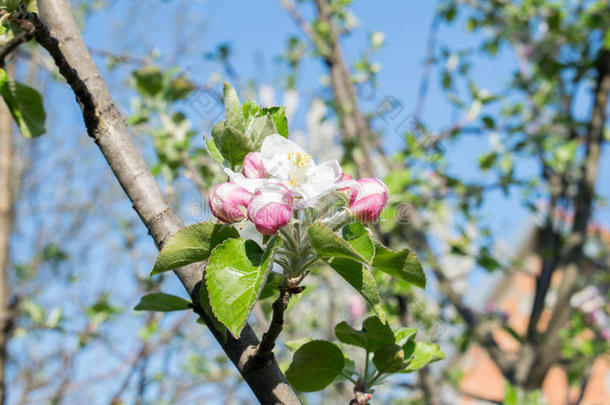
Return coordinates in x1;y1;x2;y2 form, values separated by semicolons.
349;178;389;223
242;152;267;179
227;134;350;207
247;184;294;235
340;173;358;206
209;182;252;223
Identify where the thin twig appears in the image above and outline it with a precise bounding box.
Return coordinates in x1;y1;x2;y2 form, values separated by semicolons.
254;286;292;360
281;0;317;42
0;9;35;68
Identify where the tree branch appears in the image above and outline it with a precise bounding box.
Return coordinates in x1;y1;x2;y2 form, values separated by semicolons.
255;286;292;361
525;49;610;388
0;10;35;68
0;61;15;405
312;0;373;178
424;242;515;378
282;0;317;43
0;31;32;68
24;2;301;403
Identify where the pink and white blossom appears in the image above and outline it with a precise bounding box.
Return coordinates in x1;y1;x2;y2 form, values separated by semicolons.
247;184;294;235
349;178;389;223
340;173;358;206
209;182;251;223
227;134;350;207
242;152;267;179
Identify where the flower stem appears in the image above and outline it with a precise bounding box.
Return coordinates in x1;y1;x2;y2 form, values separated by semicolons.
340;372;359;385
364;350;370;383
368;371;383;387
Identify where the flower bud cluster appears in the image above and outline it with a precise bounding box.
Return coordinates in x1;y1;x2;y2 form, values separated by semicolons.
209;135;389;235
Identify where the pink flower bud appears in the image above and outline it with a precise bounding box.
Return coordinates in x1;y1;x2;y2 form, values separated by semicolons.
209;182;251;223
247;185;293;235
242;152;267;179
340;173;358;206
349;178;389;223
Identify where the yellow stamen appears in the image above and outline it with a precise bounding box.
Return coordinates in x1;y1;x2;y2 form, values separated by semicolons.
287;152;312;186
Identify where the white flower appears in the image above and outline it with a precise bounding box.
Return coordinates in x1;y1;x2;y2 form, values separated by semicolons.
226;134;347;207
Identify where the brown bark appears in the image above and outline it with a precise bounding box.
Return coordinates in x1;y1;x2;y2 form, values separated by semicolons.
24;1;301;403
523;50;610;388
0;63;15;405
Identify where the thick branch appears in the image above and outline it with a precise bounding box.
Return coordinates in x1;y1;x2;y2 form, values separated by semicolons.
27;2;300;403
312;0;373;178
525;197;561;340
0;63;15;405
525;49;610;387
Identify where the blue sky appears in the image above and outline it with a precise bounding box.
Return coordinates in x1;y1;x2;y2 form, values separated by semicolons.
76;0;610;333
82;1;523;235
8;1;610;403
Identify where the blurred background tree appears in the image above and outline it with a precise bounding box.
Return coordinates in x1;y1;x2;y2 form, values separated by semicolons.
0;0;608;404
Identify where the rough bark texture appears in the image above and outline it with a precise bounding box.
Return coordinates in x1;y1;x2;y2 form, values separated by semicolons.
29;1;301;403
0;68;14;405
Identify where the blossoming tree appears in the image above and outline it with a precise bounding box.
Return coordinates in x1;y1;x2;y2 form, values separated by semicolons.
139;83;444;401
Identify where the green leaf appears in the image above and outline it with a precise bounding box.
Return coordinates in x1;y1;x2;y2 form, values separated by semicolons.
482;115;495;129
285;340;345;392
223;82;245;132
165;75;195;101
259;272;283;300
204;136;225;165
0;71;46;138
327;258;384;321
342;223;375;262
199;277;228;341
372;243;426;289
132;66;164;97
478;152;497;171
504;382;518;405
402;341;445;372
246;113;277;149
205;237;281;337
334;316;395;352
477;251;501;272
260;106;289;138
212;124;253;169
134;293;190;312
394;327;417;345
242;99;260;125
373;344;405;374
308;223;367;264
151;222;239;275
285;337;313;352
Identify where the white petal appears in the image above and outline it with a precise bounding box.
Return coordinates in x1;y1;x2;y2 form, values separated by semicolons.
260;134;308;180
308;159;342;183
298;160;343;205
224;168;265;193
